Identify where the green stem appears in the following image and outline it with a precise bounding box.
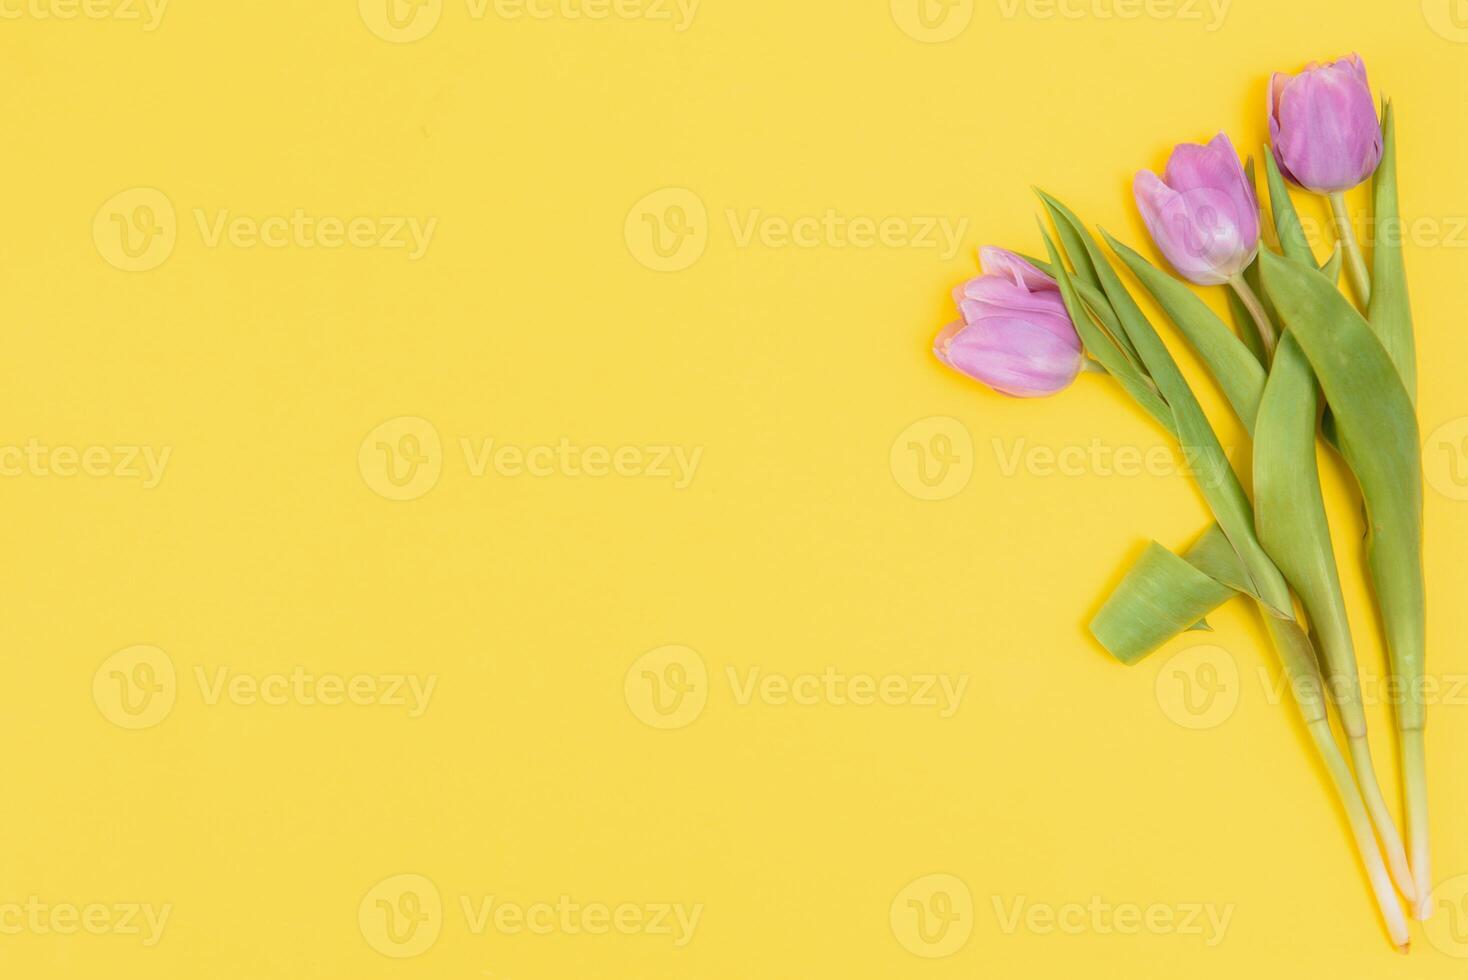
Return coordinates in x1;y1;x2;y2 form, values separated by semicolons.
1328;191;1371;307
1263;617;1410;950
1403;728;1431;919
1228;275;1277;361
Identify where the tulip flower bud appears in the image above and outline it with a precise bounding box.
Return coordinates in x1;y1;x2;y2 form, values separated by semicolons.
934;247;1085;398
1269;54;1382;194
1133;133;1261;286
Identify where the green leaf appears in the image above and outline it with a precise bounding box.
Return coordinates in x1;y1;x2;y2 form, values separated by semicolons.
1368;101;1417;400
1253;332;1368;733
1039;228;1175;434
1258;250;1426;729
1321;243;1343;286
1103;231;1267;436
1262;150;1316;264
1090;535;1238;665
1038;191;1294;619
1254;161;1370;733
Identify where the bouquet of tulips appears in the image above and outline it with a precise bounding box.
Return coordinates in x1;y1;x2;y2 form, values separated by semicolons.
933;55;1428;951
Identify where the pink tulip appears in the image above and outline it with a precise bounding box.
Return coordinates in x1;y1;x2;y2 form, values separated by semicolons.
1269;54;1382;194
934;247;1085;398
1133;133;1261;286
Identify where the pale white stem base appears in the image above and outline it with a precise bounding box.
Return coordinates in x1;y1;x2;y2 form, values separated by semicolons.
1347;734;1416;903
1308;718;1411;951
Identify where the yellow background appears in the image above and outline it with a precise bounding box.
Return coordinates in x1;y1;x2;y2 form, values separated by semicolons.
2;0;1467;975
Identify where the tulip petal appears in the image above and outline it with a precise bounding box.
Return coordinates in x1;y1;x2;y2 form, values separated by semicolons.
932;320;964;368
979;246;1056;291
955;274;1071;327
1134;169;1254;285
942;318;1084;397
1272;56;1381;192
